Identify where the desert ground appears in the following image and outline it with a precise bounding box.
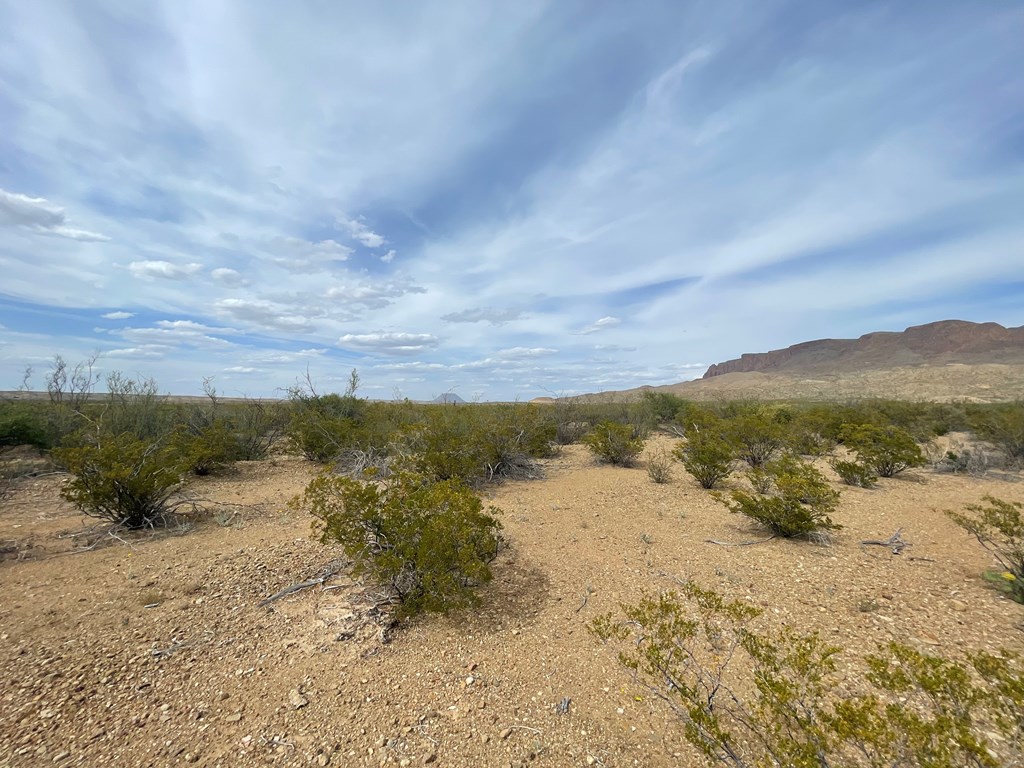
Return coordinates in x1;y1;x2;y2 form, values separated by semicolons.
2;436;1023;768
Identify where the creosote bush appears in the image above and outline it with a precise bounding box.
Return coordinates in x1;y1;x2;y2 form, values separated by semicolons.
840;423;925;477
582;421;646;467
717;455;840;538
948;495;1024;604
968;402;1024;466
55;434;190;529
830;458;878;488
302;469;503;618
591;582;1024;768
674;432;735;489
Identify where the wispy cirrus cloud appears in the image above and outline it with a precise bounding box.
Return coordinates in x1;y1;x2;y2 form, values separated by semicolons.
0;2;1020;399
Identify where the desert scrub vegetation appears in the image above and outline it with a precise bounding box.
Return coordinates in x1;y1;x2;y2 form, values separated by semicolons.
839;423;925;477
969;401;1024;466
582;420;646;466
54;433;191;529
830;458;878;488
302;468;503;618
646;449;673;484
723;404;790;467
716;455;840;538
674;431;735;489
591;582;1024;768
948;495;1024;604
405;403;555;486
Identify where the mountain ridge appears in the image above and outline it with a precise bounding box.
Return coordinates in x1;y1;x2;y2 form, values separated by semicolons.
703;320;1024;378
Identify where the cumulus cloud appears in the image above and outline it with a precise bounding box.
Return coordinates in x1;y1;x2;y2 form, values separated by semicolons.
440;307;525;326
128;260;203;281
577;316;621;335
211;267;248;287
215;298;314;332
101;311;135;320
324;277;426;311
338;216;385;248
0;188;109;241
380;249;396;263
338;332;439;355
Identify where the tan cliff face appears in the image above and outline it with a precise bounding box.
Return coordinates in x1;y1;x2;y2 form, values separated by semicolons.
703;320;1024;378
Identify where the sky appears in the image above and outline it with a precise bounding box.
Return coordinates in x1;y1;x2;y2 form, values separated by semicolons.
1;1;1023;401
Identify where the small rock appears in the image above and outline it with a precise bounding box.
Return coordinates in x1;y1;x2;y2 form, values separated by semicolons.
950;599;968;612
316;754;329;766
289;689;309;709
465;676;475;687
225;713;242;723
586;757;596;766
499;728;513;740
423;754;437;765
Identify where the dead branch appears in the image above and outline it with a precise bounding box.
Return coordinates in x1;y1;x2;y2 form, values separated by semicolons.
705;536;777;547
860;529;910;554
259;560;348;606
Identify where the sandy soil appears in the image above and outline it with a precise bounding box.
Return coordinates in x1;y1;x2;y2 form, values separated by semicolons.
2;438;1023;768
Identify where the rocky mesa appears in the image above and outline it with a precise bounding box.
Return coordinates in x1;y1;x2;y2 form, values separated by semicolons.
703;320;1024;378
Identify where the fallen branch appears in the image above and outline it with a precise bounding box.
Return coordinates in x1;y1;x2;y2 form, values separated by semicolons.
259;560;348;606
861;529;910;554
705;536;776;547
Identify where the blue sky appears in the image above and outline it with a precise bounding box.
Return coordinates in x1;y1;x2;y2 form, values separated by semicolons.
1;1;1022;400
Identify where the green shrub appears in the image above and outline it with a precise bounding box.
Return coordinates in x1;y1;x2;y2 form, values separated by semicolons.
717;456;840;538
948;495;1024;604
408;404;554;485
592;582;1024;768
172;420;241;476
0;404;52;450
969;403;1024;465
726;408;788;467
637;391;687;426
582;421;646;467
55;434;190;528
840;423;925;477
830;458;878;488
302;469;502;618
674;432;735;489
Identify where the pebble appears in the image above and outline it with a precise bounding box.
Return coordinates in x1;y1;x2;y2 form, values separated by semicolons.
499;728;512;740
288;689;309;709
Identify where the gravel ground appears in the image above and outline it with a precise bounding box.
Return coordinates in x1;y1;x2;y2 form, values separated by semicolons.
1;439;1022;767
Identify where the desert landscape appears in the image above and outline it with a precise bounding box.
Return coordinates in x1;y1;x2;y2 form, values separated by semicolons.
3;355;1024;767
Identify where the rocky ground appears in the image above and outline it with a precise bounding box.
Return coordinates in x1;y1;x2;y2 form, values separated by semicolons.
2;437;1023;767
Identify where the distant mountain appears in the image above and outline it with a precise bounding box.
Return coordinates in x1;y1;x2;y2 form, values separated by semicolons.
703;320;1024;378
581;320;1024;403
432;392;467;404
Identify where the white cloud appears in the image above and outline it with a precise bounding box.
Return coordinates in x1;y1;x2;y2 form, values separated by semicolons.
496;347;558;358
215;298;314;332
101;311;135;320
577;316;621;335
338;216;385;248
380;249;396;263
339;332;439;355
106;346;167;359
323;277;426;310
211;267;248;287
263;236;352;272
0;188;109;241
128;260;203;281
440;307;524;325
